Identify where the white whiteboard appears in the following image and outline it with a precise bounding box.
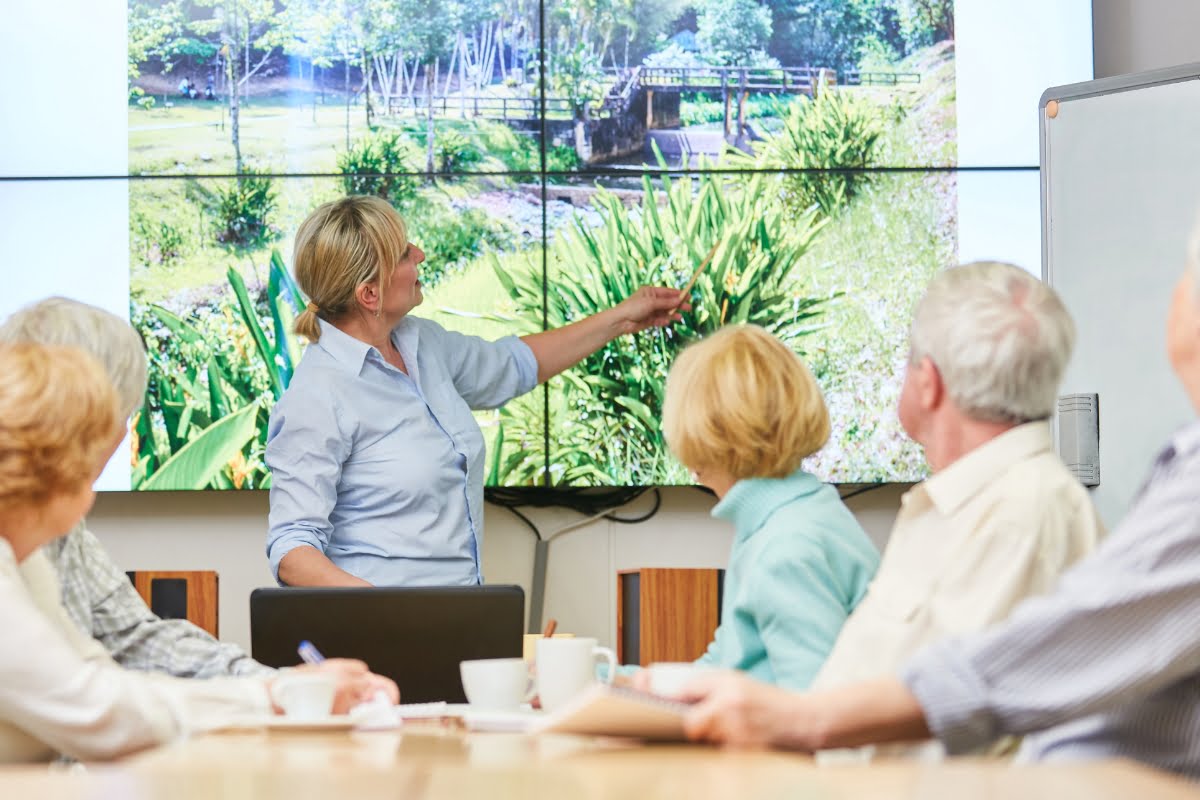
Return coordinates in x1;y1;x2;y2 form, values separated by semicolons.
1041;64;1200;526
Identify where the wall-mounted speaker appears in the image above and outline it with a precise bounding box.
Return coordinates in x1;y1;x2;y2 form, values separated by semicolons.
617;568;723;666
126;571;219;638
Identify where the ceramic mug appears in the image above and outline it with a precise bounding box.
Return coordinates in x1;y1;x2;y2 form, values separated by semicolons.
270;672;337;720
522;632;575;662
459;658;531;710
535;637;616;712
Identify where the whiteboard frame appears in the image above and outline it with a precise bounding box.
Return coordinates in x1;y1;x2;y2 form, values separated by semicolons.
1039;61;1200;283
1037;62;1200;522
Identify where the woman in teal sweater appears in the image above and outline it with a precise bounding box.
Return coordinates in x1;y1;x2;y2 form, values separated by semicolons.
661;325;880;690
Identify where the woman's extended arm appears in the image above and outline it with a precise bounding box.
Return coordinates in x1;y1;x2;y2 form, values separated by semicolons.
521;287;686;384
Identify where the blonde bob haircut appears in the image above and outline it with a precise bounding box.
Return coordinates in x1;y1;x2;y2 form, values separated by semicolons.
292;195;409;342
0;344;121;514
663;324;831;481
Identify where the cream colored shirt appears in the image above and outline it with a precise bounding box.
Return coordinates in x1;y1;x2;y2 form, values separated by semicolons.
0;540;272;764
813;422;1104;760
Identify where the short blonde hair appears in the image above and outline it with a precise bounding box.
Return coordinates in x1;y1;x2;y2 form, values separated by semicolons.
909;261;1075;424
663;325;831;481
0;344;121;514
0;297;147;419
292;195;409;341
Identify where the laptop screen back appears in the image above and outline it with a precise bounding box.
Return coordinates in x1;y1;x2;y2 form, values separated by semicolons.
250;585;525;703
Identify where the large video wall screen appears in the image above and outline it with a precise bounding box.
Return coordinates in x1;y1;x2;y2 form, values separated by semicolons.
1;1;1092;490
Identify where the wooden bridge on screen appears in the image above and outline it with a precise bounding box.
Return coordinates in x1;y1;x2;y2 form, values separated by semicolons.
380;66;918;124
376;65;919;163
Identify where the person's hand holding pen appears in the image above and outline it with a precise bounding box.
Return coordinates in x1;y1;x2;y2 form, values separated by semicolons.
610;286;691;336
606;244;719;336
267;640;400;714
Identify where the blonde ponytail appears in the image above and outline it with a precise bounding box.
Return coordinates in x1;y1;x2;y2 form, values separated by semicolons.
294;306;322;342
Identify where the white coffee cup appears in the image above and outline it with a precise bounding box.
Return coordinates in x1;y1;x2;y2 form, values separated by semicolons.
645;662;707;697
535;637;616;712
271;672;337;720
460;658;530;710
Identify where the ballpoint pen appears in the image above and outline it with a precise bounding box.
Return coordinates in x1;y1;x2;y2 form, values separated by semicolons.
297;640;326;665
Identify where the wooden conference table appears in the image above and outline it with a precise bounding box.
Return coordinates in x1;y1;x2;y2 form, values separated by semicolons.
0;723;1194;799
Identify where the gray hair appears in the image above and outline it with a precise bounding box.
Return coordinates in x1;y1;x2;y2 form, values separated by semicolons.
909;262;1075;424
0;297;147;419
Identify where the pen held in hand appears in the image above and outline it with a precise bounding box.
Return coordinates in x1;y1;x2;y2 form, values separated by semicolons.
297;640;326;665
676;242;720;311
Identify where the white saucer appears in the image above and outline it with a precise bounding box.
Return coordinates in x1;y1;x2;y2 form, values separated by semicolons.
462;707;542;732
266;716;355;731
224;715;356;732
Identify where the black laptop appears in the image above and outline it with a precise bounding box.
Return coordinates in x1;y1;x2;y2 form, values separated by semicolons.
250;585;525;703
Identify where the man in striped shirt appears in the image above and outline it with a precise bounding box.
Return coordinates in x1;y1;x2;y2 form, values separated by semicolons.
675;246;1200;779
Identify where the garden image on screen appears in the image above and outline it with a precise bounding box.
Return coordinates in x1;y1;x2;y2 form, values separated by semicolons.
8;1;1082;490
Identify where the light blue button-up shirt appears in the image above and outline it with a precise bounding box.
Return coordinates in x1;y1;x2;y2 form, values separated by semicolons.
265;316;538;587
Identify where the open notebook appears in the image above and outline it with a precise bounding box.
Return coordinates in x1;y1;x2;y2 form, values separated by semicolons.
530;685;692;741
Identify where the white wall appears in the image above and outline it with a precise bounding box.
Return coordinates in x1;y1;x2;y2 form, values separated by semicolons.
1091;0;1200;78
87;1;1199;657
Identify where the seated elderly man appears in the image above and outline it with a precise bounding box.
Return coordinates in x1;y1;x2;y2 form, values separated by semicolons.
809;261;1103;759
0;298;393;698
676;242;1200;778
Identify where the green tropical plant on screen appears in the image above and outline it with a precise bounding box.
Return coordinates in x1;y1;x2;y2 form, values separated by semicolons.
488;163;836;486
408;202;514;290
131;211;189;267
338;131;423;204
486;388;549;486
469;120;582;175
730;90;884;217
433;130;486;174
186;168;280;249
133;250;305;490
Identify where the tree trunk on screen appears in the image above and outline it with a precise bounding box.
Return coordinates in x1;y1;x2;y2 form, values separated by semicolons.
442;43;457;118
362;51;373;129
426;58;439;175
573;104;590;163
497;21;508;85
458;37;467;117
225;46;243;174
344;58;351;149
230;92;242;174
243;7;250;87
737;89;747;142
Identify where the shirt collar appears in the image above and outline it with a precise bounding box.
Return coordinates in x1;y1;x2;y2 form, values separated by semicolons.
712;469;823;539
315;317;416;376
919;420;1054;517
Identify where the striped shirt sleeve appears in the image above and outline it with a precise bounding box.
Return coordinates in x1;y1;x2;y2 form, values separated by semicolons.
901;432;1200;755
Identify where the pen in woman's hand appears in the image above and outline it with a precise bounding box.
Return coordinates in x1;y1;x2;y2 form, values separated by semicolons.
298;640;326;665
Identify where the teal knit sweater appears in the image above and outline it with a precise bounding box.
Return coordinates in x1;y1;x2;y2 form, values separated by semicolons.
695;469;880;689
